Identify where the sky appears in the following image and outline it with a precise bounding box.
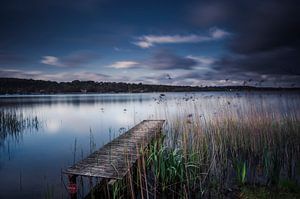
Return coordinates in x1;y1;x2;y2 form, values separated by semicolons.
0;0;299;87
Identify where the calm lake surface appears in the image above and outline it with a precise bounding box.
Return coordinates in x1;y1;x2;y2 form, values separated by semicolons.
0;92;299;199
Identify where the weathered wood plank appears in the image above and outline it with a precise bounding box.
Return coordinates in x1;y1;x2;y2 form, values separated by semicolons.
64;120;164;179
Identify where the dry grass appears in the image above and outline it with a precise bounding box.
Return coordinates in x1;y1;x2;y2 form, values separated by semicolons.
110;93;300;198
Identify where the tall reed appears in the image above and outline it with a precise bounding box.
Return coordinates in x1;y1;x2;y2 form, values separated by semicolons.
111;94;300;198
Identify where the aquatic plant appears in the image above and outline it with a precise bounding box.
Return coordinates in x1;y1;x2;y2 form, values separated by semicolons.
68;92;300;198
115;94;300;198
0;109;40;147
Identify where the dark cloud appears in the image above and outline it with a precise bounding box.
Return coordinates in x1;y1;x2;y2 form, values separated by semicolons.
189;0;300;78
178;72;206;80
188;1;239;27
60;51;100;67
217;48;300;75
229;0;300;54
137;73;173;83
0;0;107;13
175;69;300;87
146;50;198;70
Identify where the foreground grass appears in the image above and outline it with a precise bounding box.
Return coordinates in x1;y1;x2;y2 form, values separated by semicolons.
240;185;300;199
107;110;300;198
83;93;300;198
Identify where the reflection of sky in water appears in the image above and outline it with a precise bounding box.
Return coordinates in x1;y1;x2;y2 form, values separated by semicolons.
0;92;299;198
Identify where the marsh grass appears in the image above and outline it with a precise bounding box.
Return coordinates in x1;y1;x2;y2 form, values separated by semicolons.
0;109;39;147
105;94;300;198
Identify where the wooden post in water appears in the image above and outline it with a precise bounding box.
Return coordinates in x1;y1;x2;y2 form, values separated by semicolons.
68;175;77;199
64;120;165;199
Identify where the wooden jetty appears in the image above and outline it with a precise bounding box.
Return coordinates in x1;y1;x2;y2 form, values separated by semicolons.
64;120;165;198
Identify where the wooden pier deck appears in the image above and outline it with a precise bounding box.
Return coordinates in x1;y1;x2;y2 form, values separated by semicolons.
64;120;165;181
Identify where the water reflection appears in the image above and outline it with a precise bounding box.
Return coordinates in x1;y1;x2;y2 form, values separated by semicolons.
0;109;40;147
0;94;150;106
0;92;299;199
0;93;161;199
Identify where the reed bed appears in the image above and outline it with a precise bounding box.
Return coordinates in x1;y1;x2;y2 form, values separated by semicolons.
0;109;39;146
107;94;300;198
158;116;300;197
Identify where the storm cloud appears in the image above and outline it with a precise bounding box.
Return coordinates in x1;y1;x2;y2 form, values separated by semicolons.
145;50;198;70
190;0;300;78
0;0;299;86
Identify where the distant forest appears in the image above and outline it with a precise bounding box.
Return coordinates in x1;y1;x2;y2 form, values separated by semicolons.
0;78;298;94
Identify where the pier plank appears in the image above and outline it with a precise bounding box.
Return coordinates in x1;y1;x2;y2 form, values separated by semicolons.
64;120;164;180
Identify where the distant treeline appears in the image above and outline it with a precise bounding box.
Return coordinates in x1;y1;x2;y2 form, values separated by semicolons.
0;78;298;94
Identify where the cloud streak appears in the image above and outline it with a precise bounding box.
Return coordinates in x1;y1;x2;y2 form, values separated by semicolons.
109;51;216;71
185;55;215;68
133;27;229;48
41;56;64;67
0;68;113;82
41;51;100;67
109;61;139;69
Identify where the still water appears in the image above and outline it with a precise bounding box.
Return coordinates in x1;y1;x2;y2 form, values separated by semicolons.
0;92;299;198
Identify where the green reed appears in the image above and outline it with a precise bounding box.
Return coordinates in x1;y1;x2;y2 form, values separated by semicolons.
108;120;300;197
91;94;300;198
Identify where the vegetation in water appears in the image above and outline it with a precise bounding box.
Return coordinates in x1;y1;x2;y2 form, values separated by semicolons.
0;109;40;147
94;98;300;198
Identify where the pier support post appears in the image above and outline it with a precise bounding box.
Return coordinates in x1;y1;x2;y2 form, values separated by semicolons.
68;175;77;199
63;120;165;199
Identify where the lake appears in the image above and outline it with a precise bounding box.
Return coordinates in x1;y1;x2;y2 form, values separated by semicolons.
0;92;299;198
